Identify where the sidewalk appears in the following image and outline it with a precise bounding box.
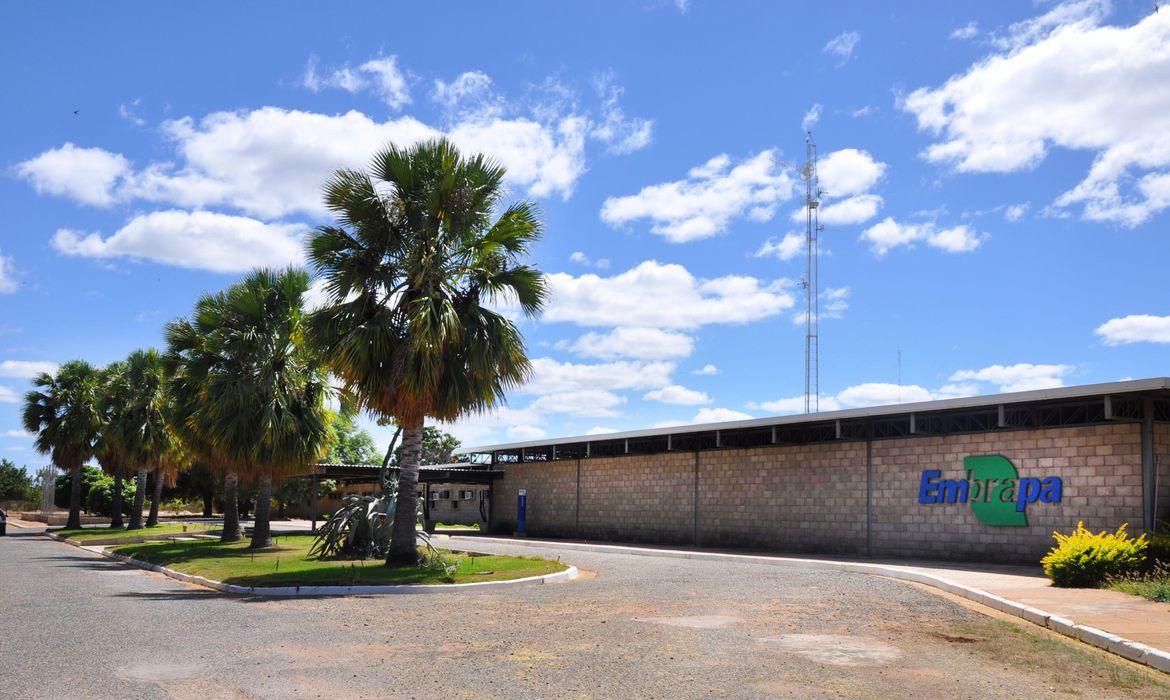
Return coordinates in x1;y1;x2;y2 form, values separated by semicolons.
446;534;1170;673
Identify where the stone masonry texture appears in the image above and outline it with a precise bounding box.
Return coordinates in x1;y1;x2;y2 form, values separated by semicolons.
491;422;1151;562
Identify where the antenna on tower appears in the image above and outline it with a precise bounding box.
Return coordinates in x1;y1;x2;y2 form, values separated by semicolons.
802;130;823;414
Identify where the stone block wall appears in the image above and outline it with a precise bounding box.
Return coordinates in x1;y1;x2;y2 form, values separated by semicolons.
1156;423;1170;527
871;423;1144;562
489;422;1149;562
697;443;867;553
578;452;696;544
489;460;577;537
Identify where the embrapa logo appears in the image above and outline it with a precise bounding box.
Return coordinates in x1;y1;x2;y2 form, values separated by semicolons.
917;455;1062;527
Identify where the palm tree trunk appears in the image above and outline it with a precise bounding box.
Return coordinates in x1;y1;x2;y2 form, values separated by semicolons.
378;426;402;495
387;415;423;566
249;474;273;549
110;464;125;528
128;468;147;530
146;469;164;526
221;472;242;542
202;479;214;518
66;467;83;530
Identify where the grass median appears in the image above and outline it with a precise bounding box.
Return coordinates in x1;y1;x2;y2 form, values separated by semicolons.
51;522;212;542
112;534;566;587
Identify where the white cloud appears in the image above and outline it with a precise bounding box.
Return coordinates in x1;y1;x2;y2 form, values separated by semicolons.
1095;314;1170;345
836;382;936;406
643;384;712;406
751;363;1071;415
2;429;34;438
568;251;610;269
652;407;755;428
586;426;619;435
0;387;19;404
600;151;796;242
816;194;884;226
529;389;626;417
14;143;129;206
569;327;694;360
0;251;16;294
544;261;795;329
19;101;602;219
506;424;546;440
753;232;804;262
948;363;1073;392
860;217;986;255
1004;202;1030;222
301;54;411;109
52;210;305;273
788;148;887;226
431;71;497;117
823;30;860;63
903;6;1170;226
693;364;720;376
693;407;753;423
817;148;886;197
950;21;979;40
0;360;59;379
591;74;654;155
802;103;822;131
747;395;843;413
522;357;675;395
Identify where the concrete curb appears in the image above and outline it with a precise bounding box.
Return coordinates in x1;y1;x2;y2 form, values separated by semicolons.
452;535;1170;675
44;531;578;596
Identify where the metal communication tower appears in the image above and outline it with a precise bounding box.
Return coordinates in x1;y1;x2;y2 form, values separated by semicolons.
802;131;823;414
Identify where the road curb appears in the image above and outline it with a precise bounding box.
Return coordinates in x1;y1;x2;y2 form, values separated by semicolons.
44;531;577;595
452;535;1170;675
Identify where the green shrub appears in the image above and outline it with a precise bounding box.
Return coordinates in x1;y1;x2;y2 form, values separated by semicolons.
1144;534;1170;570
84;475;136;517
1041;522;1148;588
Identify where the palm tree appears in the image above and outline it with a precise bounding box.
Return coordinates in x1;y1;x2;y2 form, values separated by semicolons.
102;349;178;531
22;360;101;530
166;268;331;549
95;361;129;528
165;321;242;542
307;138;547;565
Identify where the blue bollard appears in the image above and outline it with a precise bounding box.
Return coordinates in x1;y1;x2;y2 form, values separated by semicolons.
517;489;527;536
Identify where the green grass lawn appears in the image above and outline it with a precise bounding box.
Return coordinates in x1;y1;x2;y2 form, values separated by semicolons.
112;534;565;587
1108;574;1170;602
51;522;213;542
433;522;481;530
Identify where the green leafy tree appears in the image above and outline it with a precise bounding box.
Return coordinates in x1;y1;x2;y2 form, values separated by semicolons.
0;459;36;503
307;138;547;565
166;268;332;549
326;413;381;464
23;360;102;529
393;426;461;465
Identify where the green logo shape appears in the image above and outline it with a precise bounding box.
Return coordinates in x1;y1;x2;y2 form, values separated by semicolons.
965;455;1027;527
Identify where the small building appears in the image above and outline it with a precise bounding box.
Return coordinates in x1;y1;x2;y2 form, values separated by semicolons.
291;463;501;530
458;378;1170;563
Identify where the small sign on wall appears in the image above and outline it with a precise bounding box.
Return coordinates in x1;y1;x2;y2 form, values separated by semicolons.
917;455;1063;526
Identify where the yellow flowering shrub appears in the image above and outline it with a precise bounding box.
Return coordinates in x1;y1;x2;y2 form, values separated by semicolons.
1041;522;1148;588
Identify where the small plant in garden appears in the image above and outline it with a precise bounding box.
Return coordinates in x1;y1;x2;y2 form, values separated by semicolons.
1041;521;1148;588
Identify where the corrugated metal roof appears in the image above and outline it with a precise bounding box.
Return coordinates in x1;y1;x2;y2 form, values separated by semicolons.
457;377;1170;454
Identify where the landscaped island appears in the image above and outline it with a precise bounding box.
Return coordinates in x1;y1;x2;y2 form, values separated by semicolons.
112;535;566;587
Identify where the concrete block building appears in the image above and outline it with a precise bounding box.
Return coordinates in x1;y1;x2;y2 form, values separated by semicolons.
458;379;1170;563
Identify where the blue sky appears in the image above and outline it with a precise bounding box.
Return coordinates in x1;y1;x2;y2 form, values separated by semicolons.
3;0;1169;464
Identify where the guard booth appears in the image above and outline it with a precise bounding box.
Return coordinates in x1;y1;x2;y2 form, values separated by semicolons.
291;462;504;533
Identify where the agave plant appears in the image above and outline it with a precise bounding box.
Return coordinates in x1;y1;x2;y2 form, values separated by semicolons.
310;492;396;560
310;477;444;563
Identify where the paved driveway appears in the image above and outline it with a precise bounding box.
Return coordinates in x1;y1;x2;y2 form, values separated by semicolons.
1;529;1167;699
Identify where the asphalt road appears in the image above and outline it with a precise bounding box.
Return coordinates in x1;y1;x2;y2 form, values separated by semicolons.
1;527;1167;699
